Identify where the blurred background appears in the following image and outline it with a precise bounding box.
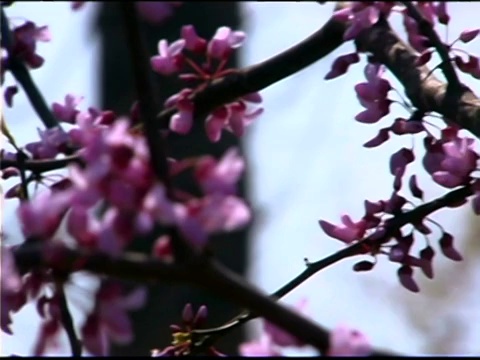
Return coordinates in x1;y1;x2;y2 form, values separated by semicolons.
1;2;480;356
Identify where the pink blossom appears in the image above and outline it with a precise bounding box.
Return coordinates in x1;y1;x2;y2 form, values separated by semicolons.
82;282;146;356
354;63;392;124
170;98;194;134
328;324;372;356
1;246;22;335
207;27;246;60
52;94;84;124
25;127;70;159
333;4;380;41
181;25;207;53
239;335;282;357
319;215;367;244
194;147;245;195
17;189;73;239
136;2;182;25
4;85;18;107
12;21;51;69
459;29;480;43
150;39;185;75
177;194;251;248
324;53;360;80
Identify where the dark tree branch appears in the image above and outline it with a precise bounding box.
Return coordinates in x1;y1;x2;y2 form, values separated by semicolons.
12;184;473;356
355;15;480;138
1;155;82;172
190;184;474;350
0;8;62;130
56;284;82;356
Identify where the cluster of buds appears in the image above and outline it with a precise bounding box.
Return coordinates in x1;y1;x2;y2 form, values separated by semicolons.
150;25;263;142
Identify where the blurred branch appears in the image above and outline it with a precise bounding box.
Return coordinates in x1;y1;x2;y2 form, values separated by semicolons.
0;8;62;130
190;183;474;351
1;154;82;172
56;284;82;356
12;184;473;355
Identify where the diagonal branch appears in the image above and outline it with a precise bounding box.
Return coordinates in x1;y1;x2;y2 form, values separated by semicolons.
12;184;473;356
355;16;480;138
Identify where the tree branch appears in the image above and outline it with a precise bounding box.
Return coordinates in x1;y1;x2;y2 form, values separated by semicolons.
1;155;82;172
56;284;82;356
12;184;472;356
355;15;480;138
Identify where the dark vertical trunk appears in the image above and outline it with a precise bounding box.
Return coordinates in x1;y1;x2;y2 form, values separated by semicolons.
96;2;248;356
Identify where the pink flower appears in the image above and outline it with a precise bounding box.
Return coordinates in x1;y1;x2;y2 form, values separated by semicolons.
181;25;207;53
25;127;70;159
207;27;246;60
239;335;282;357
150;39;185;75
328;324;372;356
12;21;51;69
170;98;194;134
82;282;146;356
1;246;23;335
319;215;367;244
177;194;251;248
136;2;182;25
194;147;245;195
354;63;391;124
52;94;84;124
333;4;380;41
17;189;73;239
324;53;360;80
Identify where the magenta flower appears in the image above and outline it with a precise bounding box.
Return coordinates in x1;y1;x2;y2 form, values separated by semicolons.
52;94;84;124
177;194;251;248
17;189;73;239
354;63;392;124
207;27;246;60
181;25;207;53
327;324;372;356
151;39;185;75
136;2;182;25
82;282;146;356
319;215;367;244
333;4;380;41
194;147;245;195
1;246;22;335
25;127;70;159
324;53;360;80
12;20;51;69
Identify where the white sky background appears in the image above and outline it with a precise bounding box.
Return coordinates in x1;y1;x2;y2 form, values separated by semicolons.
1;1;480;356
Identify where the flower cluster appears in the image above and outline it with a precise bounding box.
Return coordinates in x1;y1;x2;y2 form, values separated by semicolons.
320;5;480;291
151;303;224;356
150;25;263;142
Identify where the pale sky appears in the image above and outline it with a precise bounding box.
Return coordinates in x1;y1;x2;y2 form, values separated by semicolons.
2;2;480;356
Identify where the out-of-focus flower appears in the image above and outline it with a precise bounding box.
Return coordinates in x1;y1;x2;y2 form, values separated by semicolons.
327;324;372;356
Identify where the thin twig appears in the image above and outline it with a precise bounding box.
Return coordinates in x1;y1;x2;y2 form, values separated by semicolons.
56;284;82;356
